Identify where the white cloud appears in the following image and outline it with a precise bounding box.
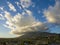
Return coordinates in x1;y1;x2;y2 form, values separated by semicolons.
16;0;34;9
4;10;48;36
0;7;4;11
20;0;32;8
7;2;16;12
44;1;60;25
4;11;15;29
4;11;12;22
15;2;22;9
0;14;5;20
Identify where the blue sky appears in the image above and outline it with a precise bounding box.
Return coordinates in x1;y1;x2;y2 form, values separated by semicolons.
0;0;60;38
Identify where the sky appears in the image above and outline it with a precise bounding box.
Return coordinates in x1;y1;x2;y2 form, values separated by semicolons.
0;0;60;38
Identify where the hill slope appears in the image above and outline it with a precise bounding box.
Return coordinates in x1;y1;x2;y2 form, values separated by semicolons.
0;32;60;45
17;32;60;44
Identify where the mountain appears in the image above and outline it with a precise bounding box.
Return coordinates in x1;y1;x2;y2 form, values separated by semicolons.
18;32;58;39
17;32;60;45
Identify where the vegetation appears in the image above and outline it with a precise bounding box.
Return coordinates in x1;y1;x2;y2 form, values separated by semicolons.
0;32;60;45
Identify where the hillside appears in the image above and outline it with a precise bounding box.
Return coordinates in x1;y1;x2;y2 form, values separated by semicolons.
0;32;60;45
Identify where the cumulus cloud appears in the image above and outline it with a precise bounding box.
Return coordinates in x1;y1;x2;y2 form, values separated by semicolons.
20;0;32;8
44;1;60;25
4;10;48;36
7;2;16;12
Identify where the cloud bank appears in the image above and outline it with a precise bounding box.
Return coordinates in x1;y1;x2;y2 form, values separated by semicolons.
4;10;48;36
44;1;60;25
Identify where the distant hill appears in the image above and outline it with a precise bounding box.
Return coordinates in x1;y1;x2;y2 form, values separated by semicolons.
18;32;59;39
16;32;60;44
